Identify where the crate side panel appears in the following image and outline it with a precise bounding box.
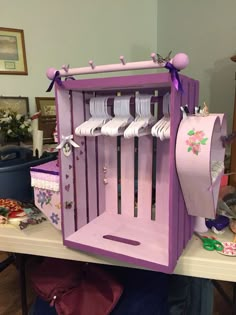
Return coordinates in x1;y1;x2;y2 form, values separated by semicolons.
104;137;118;213
137;136;153;219
120;138;135;216
56;87;75;237
71;91;88;229
168;84;182;268
186;79;198;239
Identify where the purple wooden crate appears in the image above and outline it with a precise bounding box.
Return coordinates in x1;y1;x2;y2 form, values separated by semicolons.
54;72;199;273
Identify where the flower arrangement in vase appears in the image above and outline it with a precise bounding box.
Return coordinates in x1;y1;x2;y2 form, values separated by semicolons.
0;109;32;145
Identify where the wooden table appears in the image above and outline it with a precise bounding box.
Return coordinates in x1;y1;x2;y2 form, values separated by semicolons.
0;221;236;282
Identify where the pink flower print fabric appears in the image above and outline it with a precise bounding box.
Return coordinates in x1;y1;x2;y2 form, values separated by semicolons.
186;129;208;155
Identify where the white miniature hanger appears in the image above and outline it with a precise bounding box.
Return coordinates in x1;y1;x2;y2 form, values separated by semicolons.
151;92;170;140
75;97;111;136
124;95;156;138
101;96;134;136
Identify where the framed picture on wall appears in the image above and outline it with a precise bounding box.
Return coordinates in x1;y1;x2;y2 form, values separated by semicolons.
35;97;56;117
0;96;29;115
0;27;28;75
35;97;56;143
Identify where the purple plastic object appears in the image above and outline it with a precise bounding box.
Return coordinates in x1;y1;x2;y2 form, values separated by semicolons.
206;215;230;231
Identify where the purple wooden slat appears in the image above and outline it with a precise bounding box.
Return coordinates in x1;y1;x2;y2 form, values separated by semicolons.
62;73;175;92
55;87;75;238
83;103;98;222
104;137;118;213
86;137;98;221
181;78;191;248
190;80;199;234
71;91;87;229
177;79;189;253
97;136;106;215
121;138;135;216
137;136;153;219
168;84;182;269
186;79;197;239
155;139;170;226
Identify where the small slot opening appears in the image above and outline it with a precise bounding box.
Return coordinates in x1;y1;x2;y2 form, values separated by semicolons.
103;234;140;246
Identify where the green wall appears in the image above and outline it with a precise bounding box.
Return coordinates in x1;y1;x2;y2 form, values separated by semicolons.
0;0;235;131
157;0;236;130
0;0;158;113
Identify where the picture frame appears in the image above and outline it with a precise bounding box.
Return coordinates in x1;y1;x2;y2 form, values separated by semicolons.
0;96;29;115
0;27;28;75
35;97;56;117
35;97;56;143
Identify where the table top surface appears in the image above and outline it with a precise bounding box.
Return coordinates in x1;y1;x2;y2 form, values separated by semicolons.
0;222;235;282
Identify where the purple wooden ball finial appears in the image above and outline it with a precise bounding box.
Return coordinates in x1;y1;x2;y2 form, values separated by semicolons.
172;53;189;70
46;68;57;80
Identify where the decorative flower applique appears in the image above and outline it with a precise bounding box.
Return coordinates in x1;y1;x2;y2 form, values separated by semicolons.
186;129;208;155
50;212;60;225
37;190;53;207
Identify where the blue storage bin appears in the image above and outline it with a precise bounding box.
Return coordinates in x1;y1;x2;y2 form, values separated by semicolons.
0;146;56;202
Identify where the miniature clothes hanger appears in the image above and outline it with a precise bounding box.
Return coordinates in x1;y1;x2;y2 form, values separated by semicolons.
75;97;111;136
101;96;134;136
151;93;170;140
123;95;156;138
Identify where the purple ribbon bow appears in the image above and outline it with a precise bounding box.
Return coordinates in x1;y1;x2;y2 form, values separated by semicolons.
165;62;183;93
46;71;63;92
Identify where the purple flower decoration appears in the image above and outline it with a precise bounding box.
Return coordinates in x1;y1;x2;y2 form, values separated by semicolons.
50;212;60;225
37;190;47;207
37;189;53;207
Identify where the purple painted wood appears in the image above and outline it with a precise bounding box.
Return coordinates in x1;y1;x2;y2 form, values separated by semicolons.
104;137;118;213
65;212;170;272
62;73;173;92
71;91;87;229
180;78;190;249
168;84;182;269
137;136;153;219
186;79;197;239
83;103;98;222
190;80;199;234
55;73;199;273
55;86;75;238
97;136;106;215
155;137;170;255
176;81;185;257
120;138;135;216
86;137;98;221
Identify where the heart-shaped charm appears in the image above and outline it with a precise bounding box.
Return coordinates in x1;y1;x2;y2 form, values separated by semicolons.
65;184;70;192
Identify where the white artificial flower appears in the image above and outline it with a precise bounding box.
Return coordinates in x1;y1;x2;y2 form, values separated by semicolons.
0;117;9;122
20;124;25;129
16;114;22;120
7;129;12;134
3;110;9;117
